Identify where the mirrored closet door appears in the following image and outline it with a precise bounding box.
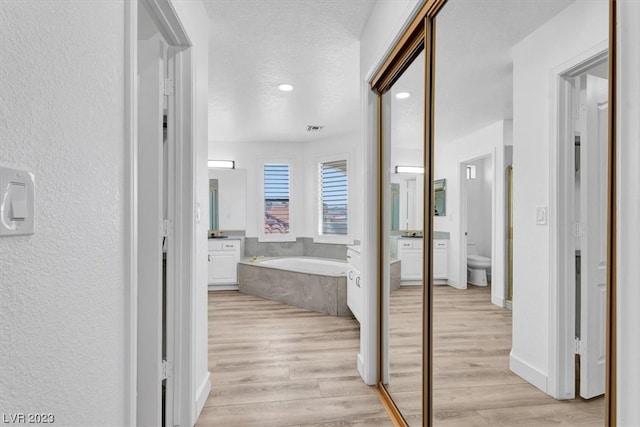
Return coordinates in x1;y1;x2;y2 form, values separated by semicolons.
379;49;426;426
374;0;616;425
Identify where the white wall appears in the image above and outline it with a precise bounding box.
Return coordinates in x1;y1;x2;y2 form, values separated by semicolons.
510;0;608;394
208;132;361;242
0;2;127;425
170;0;211;421
360;0;422;384
0;2;210;425
433;121;506;298
617;1;640;424
208;140;305;238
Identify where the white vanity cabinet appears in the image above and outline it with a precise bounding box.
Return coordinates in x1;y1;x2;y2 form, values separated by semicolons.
398;238;423;281
397;238;448;282
208;239;241;287
346;246;363;322
433;239;448;281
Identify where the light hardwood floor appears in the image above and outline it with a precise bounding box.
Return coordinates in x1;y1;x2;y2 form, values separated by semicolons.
386;285;604;426
197;286;604;426
196;291;391;427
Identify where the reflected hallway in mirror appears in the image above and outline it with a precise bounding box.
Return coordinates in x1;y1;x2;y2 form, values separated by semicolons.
430;0;608;424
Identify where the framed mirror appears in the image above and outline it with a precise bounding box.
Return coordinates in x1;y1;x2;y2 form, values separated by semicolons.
379;48;426;425
208;168;247;231
372;0;616;425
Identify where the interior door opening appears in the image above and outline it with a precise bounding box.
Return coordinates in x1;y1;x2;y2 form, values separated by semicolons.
569;58;609;400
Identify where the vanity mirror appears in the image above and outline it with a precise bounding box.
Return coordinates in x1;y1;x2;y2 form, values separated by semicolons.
208;168;247;231
373;0;616;425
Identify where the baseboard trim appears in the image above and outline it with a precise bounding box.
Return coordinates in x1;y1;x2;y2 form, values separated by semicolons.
208;284;239;291
195;371;211;418
510;351;548;393
491;295;504;308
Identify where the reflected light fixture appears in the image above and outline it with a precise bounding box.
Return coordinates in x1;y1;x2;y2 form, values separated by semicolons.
395;165;424;174
395;92;411;99
278;83;294;92
208;160;235;169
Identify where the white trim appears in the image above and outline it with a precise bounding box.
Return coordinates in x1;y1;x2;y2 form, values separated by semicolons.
124;2;138;425
141;0;191;46
258;159;296;242
130;2;197;425
359;84;378;385
314;152;353;245
510;351;548;393
548;41;608;399
364;0;426;82
195;372;212;416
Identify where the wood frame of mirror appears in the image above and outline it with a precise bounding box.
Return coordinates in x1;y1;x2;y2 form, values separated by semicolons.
370;0;617;425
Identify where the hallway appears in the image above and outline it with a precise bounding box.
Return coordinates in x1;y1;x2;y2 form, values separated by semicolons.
196;292;390;426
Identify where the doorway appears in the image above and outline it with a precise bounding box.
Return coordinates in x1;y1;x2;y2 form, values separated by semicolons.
460;155;494;291
559;54;609;400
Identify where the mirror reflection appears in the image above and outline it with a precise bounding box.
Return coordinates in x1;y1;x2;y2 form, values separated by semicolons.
382;49;425;425
208;168;247;232
431;0;608;424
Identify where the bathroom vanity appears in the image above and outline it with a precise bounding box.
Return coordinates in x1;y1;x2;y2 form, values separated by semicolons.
208;237;242;289
395;236;448;283
346;245;363;322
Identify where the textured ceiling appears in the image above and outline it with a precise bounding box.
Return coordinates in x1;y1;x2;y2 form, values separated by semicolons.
204;0;578;148
204;0;376;143
387;0;577;150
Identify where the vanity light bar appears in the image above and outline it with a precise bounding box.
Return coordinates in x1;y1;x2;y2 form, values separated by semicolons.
395;165;424;174
208;160;235;169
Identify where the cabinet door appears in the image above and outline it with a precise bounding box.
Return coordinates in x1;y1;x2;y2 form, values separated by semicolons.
400;249;423;280
209;251;237;284
433;248;447;279
347;268;362;322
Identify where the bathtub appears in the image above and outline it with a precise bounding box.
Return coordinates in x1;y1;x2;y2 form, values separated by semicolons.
238;257;352;317
257;257;348;276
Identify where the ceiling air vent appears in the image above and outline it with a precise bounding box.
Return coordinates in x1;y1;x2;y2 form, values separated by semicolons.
307;125;325;132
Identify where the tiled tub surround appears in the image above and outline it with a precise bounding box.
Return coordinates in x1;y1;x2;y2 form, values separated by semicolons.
244;237;348;260
238;257;352;317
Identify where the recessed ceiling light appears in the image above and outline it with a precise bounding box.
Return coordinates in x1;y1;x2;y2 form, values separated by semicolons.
395;92;411;99
278;83;294;92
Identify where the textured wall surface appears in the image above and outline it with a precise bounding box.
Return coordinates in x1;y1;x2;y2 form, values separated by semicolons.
0;2;127;425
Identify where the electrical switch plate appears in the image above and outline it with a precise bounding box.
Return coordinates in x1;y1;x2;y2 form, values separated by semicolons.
536;206;547;225
1;166;35;236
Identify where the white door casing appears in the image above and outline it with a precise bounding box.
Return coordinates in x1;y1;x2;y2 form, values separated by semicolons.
579;74;608;399
137;35;166;427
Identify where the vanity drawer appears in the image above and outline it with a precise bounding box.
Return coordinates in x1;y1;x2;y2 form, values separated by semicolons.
434;240;447;249
223;241;239;250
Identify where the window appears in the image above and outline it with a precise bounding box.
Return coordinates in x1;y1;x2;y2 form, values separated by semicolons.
263;163;292;238
318;159;348;239
466;164;477;179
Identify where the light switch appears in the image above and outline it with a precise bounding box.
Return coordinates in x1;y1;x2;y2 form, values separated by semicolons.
10;183;27;220
1;166;35;236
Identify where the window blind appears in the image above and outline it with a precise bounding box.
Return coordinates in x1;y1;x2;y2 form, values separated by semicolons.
264;163;290;234
320;160;348;235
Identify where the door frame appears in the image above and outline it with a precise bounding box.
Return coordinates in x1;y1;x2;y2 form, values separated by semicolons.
549;42;608;400
458;153;496;295
125;1;196;425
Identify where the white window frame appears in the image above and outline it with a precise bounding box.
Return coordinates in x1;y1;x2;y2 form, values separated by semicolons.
314;153;352;245
259;160;296;242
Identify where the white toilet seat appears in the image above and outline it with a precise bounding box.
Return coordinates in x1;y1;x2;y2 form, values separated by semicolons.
467;254;491;268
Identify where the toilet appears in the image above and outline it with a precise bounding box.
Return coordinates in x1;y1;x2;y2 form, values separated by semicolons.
467;243;491;286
